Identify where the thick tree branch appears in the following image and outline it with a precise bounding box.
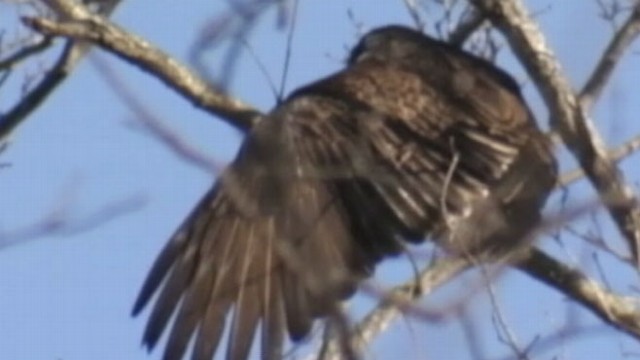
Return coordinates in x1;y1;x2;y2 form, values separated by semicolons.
470;0;640;267
41;0;92;20
22;14;260;131
517;248;640;341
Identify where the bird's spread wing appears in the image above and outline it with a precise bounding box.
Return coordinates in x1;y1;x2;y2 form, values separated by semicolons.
132;96;403;360
133;26;557;360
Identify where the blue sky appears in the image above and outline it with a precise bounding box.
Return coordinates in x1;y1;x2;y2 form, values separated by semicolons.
1;1;640;359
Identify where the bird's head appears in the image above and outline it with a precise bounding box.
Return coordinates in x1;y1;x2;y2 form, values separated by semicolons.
347;24;523;96
347;25;433;65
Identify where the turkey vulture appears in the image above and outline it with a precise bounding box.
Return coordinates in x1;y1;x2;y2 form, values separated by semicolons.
132;25;557;360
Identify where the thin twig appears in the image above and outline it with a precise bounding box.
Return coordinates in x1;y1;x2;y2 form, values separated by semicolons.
0;194;147;249
1;40;79;141
0;0;123;142
317;257;471;359
482;265;528;359
241;38;280;103
278;0;299;102
580;5;640;110
0;36;53;70
402;0;427;31
448;8;487;46
89;55;225;175
558;133;640;186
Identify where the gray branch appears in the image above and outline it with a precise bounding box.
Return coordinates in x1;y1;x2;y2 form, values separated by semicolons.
580;6;640;110
22;6;260;131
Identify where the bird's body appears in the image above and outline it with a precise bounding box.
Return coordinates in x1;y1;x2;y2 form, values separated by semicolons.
133;25;557;360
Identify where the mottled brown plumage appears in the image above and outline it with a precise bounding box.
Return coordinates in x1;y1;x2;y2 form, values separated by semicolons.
132;25;557;360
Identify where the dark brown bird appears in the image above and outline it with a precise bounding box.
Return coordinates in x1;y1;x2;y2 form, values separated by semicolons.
132;25;557;360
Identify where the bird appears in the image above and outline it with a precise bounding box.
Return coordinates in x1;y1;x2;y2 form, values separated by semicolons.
132;25;557;360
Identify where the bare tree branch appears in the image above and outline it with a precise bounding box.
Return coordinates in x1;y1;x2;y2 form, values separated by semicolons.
470;0;640;267
41;0;92;20
402;0;427;31
580;5;640;110
0;0;122;142
1;40;72;141
324;244;640;359
448;7;487;46
21;12;261;131
0;36;53;70
89;55;224;175
189;0;288;91
517;248;640;341
483;266;529;359
0;193;147;249
559;133;640;187
318;257;471;359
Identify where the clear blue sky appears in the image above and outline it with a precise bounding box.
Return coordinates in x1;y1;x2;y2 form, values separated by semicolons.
1;1;639;359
